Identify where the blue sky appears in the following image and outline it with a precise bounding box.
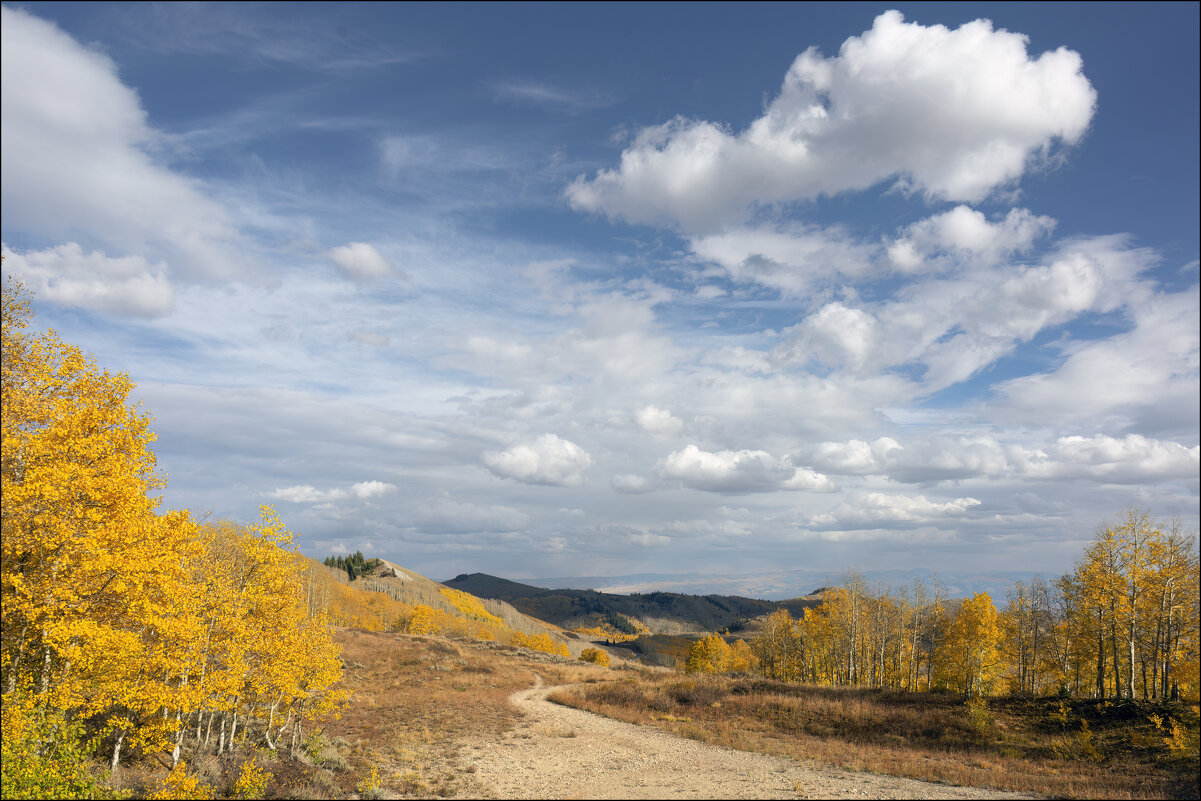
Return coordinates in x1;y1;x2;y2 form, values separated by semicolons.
2;2;1197;587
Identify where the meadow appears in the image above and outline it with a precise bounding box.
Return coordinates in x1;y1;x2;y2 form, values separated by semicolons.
549;673;1200;800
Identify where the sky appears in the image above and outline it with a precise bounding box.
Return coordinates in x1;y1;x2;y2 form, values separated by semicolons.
2;2;1198;588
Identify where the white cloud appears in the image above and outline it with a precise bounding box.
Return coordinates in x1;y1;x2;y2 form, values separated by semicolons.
702;346;773;374
869;235;1157;390
491;80;612;111
351;480;397;499
773;302;879;371
269;480;395;504
482;433;592;486
784;468;838;491
994;286;1199;430
689;225;875;295
1;6;247;279
2;242;173;318
1027;435;1199;484
810;492;981;528
658;444;834;494
887;206;1056;271
270;485;348;503
568;10;1095;231
886;435;1014;483
808;437;903;475
635;405;684;437
806;431;1198;487
806;433;1013;483
326;242;395;280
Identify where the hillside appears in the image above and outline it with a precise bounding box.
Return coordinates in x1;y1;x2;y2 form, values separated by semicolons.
320;559;597;655
443;572;823;635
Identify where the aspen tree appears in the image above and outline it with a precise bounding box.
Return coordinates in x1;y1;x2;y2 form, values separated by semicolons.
685;633;730;674
937;593;1001;696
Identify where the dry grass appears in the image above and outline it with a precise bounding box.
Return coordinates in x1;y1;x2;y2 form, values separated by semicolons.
549;675;1200;800
310;628;613;798
102;627;614;799
98;628;1196;799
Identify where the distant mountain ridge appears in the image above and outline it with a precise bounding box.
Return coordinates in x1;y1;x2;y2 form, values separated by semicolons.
442;572;823;636
524;567;1046;601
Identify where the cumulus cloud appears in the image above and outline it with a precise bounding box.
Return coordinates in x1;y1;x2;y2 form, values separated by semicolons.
887;206;1056;271
809;492;981;528
806;432;1198;487
269;480;396;504
1;6;246;278
2;242;173;318
635;405;685;436
807;437;903;475
568;11;1095;231
351;480;397;499
326;242;396;280
773;302;879;371
805;434;1012;482
270;485;347;503
658;444;834;494
1026;434;1200;484
483;433;592;486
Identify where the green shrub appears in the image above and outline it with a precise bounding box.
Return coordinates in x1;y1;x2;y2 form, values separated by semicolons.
1;693;112;800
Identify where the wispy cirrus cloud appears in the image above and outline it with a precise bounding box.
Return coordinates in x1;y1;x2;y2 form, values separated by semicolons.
491;80;615;111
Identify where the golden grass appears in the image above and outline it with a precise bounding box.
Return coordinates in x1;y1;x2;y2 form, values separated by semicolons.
311;628;612;798
548;675;1200;800
101;630;1197;799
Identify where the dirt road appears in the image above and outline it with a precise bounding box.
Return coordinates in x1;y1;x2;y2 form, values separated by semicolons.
458;677;1032;800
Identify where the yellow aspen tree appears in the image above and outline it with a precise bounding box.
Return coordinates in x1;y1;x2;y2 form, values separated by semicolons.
1115;509;1157;700
727;638;755;673
936;593;1002;696
2;280;198;745
407;605;438;635
799;605;835;685
1002;581;1034;695
685;633;731;674
751;609;797;681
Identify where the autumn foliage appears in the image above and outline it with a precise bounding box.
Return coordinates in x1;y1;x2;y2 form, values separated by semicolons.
690;517;1197;704
1;278;344;795
579;647;611;667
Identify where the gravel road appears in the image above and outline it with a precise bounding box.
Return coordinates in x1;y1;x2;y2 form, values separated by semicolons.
458;676;1033;800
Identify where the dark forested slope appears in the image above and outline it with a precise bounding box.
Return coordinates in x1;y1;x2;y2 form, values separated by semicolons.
443;573;821;634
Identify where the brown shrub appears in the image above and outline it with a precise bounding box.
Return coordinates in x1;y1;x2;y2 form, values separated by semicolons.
666;679;727;707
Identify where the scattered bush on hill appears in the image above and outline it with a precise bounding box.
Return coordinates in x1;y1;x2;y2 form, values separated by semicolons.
579;647;611;667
